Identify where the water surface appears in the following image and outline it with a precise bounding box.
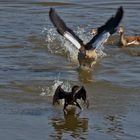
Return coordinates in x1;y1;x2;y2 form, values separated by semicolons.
0;0;140;140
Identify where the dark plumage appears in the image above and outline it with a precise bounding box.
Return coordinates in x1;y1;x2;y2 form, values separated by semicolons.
49;8;84;46
85;6;123;49
49;7;123;68
53;85;89;113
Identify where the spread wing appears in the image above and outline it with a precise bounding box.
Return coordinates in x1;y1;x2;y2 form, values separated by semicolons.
53;85;67;105
74;86;87;101
74;86;89;108
85;6;124;50
49;8;84;50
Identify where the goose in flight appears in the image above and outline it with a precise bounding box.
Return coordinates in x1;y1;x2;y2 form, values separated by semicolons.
49;7;123;68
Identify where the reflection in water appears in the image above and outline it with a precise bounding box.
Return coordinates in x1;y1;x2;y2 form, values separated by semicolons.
1;1;140;140
105;115;124;138
78;68;94;83
121;47;140;56
50;109;88;139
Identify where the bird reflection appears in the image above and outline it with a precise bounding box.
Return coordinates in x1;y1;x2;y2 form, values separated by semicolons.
50;109;88;139
105;115;124;136
78;68;94;83
121;47;140;56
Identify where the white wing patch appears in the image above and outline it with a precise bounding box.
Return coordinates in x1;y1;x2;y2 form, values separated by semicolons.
92;32;110;50
64;31;81;50
127;40;139;45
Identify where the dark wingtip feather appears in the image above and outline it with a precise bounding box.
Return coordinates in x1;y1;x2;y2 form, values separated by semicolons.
49;7;53;13
111;6;124;32
49;8;55;21
52;85;64;105
49;8;83;47
118;6;124;15
97;6;124;34
49;7;67;36
115;6;124;26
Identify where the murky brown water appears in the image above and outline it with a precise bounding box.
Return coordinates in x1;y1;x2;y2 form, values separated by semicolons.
0;0;140;140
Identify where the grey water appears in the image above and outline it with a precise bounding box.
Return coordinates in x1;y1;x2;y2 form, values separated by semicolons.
0;0;140;140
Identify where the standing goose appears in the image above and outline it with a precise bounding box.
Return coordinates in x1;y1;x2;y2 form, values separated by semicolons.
49;7;123;68
118;26;140;47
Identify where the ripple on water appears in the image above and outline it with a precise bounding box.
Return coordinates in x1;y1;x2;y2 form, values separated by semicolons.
0;1;140;140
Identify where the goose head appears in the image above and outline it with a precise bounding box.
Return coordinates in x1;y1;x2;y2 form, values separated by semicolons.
118;26;124;34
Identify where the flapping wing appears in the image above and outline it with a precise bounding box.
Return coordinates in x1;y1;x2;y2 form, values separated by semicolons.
49;8;83;50
53;85;67;105
87;32;110;50
85;6;124;50
74;86;87;101
74;86;89;108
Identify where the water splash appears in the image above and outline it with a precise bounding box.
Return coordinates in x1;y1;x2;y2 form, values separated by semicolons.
42;26;106;62
63;39;78;63
42;27;57;43
40;74;72;97
95;45;107;58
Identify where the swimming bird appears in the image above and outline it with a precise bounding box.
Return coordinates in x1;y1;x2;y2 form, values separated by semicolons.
118;26;140;47
53;85;89;114
49;7;123;68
